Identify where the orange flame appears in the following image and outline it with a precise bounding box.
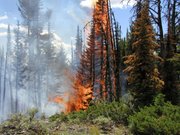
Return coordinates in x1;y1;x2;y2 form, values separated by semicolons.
52;96;64;104
49;78;93;114
50;0;113;113
66;79;93;113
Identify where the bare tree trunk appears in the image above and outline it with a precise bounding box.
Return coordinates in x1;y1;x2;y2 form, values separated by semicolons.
100;33;104;99
171;0;177;52
157;0;165;58
8;68;13;113
0;47;4;113
2;51;8;113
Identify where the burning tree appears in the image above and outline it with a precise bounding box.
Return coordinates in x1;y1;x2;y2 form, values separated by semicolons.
69;0;122;108
66;48;94;112
85;0;122;101
51;0;123;113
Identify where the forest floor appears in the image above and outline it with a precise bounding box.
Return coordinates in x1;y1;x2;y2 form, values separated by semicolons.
0;116;131;135
46;122;130;135
0;100;133;135
1;95;179;135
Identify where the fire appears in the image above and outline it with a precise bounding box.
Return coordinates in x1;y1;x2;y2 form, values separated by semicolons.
52;96;64;104
66;79;93;113
50;0;113;114
49;79;93;114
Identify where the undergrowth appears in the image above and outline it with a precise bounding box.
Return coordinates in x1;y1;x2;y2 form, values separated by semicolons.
0;94;179;135
128;94;180;135
49;100;133;125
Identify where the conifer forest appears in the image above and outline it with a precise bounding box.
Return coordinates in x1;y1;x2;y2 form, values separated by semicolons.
0;0;179;134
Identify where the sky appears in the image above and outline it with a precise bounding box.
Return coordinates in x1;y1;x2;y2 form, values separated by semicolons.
0;0;136;48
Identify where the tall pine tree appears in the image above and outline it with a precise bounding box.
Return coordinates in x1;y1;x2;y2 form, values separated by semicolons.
124;1;164;108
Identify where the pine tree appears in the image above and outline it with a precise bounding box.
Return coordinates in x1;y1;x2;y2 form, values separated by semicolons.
94;0;118;101
86;24;96;92
149;0;165;58
74;0;122;101
66;44;93;112
163;0;180;104
14;21;27;113
95;1;107;99
126;26;134;55
113;22;122;100
124;1;164;108
1;25;12;113
18;0;43;109
74;26;83;69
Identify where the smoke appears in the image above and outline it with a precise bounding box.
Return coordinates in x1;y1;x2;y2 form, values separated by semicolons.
0;30;72;122
44;0;90;45
0;15;8;20
0;0;134;122
80;0;98;8
80;0;136;9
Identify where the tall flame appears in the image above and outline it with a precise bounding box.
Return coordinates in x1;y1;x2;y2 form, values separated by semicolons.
66;80;93;113
49;78;93;113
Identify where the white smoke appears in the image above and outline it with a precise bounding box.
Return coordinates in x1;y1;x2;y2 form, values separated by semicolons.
80;0;136;9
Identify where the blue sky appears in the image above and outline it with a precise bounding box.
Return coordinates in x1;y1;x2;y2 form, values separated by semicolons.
0;0;135;46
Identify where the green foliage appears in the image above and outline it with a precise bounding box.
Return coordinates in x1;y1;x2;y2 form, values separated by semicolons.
128;94;180;135
92;116;112;126
167;53;180;71
164;53;180;104
0;100;132;134
86;101;132;124
40;113;46;120
114;125;133;135
0;113;49;135
89;126;100;135
49;101;132;125
49;111;87;124
28;108;38;121
49;112;68;122
67;110;87;123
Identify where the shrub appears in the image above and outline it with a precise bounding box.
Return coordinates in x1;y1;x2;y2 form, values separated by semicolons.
89;126;100;135
49;112;68;122
28;108;38;121
49;100;132;124
86;101;132;124
67;110;87;122
92;116;112;126
0;113;49;134
128;94;180;135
